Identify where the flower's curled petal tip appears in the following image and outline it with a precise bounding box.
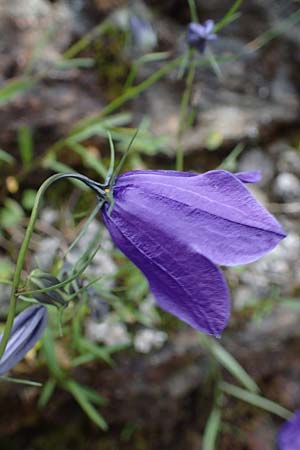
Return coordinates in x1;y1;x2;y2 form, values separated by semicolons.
0;305;48;376
277;411;300;450
103;206;230;336
235;170;262;184
203;19;215;33
114;169;286;266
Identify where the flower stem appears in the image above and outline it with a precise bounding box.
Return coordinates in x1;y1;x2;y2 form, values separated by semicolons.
187;0;199;23
0;173;100;358
176;50;197;171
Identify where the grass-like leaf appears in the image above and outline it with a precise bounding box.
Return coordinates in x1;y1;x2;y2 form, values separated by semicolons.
199;335;260;393
220;382;291;419
203;407;222;450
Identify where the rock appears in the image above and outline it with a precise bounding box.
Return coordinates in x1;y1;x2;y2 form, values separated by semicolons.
271;142;300;176
133;328;167;353
35;236;61;271
85;316;130;345
273;172;300;200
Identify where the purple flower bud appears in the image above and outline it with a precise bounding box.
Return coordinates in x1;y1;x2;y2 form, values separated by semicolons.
187;20;217;53
101;169;286;336
278;411;300;450
0;305;48;376
129;15;157;52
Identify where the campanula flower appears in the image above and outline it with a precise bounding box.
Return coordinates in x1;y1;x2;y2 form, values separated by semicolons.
0;305;48;376
278;411;300;450
187;20;217;53
99;169;286;336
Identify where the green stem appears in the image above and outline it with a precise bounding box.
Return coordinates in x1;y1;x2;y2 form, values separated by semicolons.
187;0;199;22
0;173;99;358
176;50;197;171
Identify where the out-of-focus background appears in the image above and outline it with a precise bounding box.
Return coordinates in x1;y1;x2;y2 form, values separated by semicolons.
0;1;300;449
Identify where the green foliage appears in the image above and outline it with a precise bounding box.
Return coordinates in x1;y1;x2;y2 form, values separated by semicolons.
203;406;222;450
0;198;24;229
199;334;259;393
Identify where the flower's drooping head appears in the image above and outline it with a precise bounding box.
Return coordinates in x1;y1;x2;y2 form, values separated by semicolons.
278;411;300;450
100;169;286;336
0;305;48;376
187;20;217;53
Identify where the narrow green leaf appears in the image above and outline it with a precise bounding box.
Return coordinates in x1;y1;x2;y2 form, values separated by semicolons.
0;149;15;165
55;58;94;69
0;375;42;387
220;382;292;419
41;328;64;381
78;338;114;366
76;385;107;406
203;407;222;450
0;78;34;105
218;143;245;171
38;378;56;408
67;141;107;178
66;380;108;430
214;0;243;32
18;125;33;168
199;334;259;393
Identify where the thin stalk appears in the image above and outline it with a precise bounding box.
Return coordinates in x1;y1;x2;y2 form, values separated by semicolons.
187;0;199;23
176;50;197;170
0;173;103;358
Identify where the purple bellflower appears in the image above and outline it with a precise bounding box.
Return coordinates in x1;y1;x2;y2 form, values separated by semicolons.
278;411;300;450
98;169;286;336
0;305;48;376
187;20;217;53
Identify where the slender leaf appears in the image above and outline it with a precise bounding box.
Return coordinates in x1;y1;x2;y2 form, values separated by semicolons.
18;125;33;168
0;149;15;165
38;378;56;408
66;380;108;430
220;382;292;419
0;78;34;105
203;407;222;450
199;335;259;393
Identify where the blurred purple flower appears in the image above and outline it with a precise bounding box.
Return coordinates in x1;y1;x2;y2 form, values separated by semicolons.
129;15;157;51
278;411;300;450
187;20;217;53
0;305;48;376
101;169;286;336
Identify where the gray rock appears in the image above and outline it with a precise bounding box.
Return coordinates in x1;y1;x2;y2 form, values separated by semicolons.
273;172;300;200
35;236;61;271
134;329;167;354
85;317;130;346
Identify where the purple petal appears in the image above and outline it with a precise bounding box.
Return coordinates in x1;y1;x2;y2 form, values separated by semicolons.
235;170;262;184
278;411;300;450
0;305;48;376
103;203;230;336
203;20;215;34
113;170;286;266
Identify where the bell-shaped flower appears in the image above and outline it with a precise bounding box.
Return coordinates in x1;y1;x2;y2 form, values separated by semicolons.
101;169;285;336
0;305;48;376
278;411;300;450
187;20;218;53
